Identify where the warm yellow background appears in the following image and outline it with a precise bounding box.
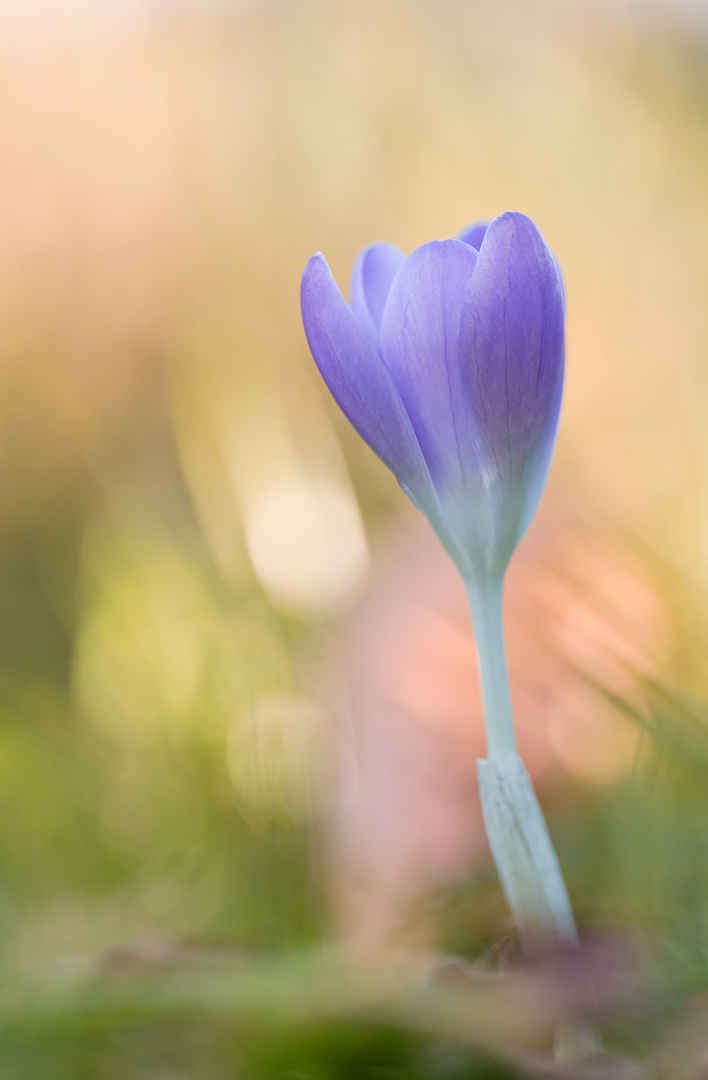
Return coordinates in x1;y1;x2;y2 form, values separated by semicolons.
0;0;705;966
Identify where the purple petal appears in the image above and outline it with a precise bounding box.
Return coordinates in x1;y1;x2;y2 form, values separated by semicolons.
378;239;491;553
457;220;490;251
551;252;567;315
459;212;564;552
349;242;406;342
460;219;565;314
301;253;439;515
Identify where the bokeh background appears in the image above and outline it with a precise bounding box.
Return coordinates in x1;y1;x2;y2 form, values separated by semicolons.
1;0;708;1074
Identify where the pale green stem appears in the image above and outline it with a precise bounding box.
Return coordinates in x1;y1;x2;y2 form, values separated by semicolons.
465;574;578;949
465;574;604;1055
465;577;517;762
465;576;601;1055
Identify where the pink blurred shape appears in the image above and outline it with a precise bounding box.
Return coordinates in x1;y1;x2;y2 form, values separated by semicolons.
327;500;672;955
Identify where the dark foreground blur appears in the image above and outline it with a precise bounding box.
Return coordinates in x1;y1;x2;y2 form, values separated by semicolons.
0;0;708;1075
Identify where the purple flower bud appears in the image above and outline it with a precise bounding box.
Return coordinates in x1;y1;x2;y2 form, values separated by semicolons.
300;212;565;582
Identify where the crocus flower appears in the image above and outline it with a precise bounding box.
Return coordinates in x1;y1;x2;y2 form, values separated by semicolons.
301;213;584;968
300;212;565;586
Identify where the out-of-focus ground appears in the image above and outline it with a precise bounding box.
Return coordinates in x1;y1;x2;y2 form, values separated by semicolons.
1;0;708;1074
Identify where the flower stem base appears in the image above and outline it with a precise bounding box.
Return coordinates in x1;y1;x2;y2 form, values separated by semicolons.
477;752;577;949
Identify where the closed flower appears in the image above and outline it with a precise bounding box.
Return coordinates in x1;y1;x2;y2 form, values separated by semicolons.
301;212;583;963
300;211;565;586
